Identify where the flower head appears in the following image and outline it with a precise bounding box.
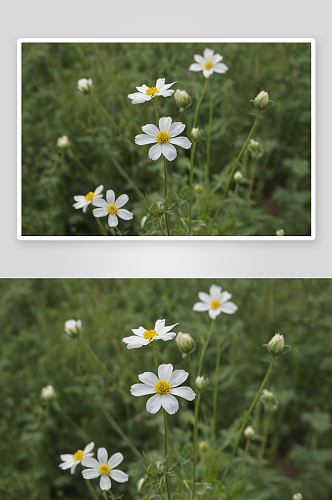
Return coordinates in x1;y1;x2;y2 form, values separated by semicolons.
82;448;128;491
130;363;196;414
199;441;209;451
244;425;255;439
248;139;264;158
123;319;178;349
293;494;303;500
41;385;56;400
276;229;285;236
260;389;279;412
176;332;195;354
92;190;133;228
191;128;202;141
174;89;191;109
253;90;270;110
78;78;93;95
64;319;82;338
135;117;192;161
60;442;94;474
193;284;238;319
128;78;176;104
73;185;103;214
195;376;207;392
234;171;243;182
266;333;285;356
189;48;228;79
57;136;70;149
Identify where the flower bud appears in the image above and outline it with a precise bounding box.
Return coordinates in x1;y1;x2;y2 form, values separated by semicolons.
41;385;56;400
244;425;255;440
293;494;303;500
260;389;279;412
199;441;209;451
195;376;207;392
78;78;93;95
248;139;264;158
176;332;195;354
140;216;147;228
194;184;203;194
267;333;285;356
137;478;144;492
174;89;191;109
276;229;285;236
57;135;70;149
64;319;82;339
253;90;270;110
191;128;202;141
234;171;243;182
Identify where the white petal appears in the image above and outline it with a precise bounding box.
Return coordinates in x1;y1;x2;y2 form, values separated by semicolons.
60;460;76;470
212;63;228;74
131;326;146;337
106;190;115;205
155;78;165;89
158;333;176;342
98;448;108;465
82;456;100;469
117;209;133;221
82;468;100;479
219;302;238;314
209;284;222;298
110;470;129;483
161;394;179;414
94;185;104;196
146;394;162;414
130;383;156;396
123;337;149;349
203;68;214;78
158;322;178;336
168;122;185;138
219;291;232;303
135;134;157;145
209;308;220;319
92;197;108;209
193;54;206;65
70;463;78;474
189;63;204;72
108;214;118;227
138;372;159;386
136;84;149;93
158;364;173;382
159;117;172;133
212;53;223;64
142;124;159;136
73;201;88;209
203;48;215;60
161;143;177;161
100;475;111;490
149;143;162;161
159;90;175;97
60;454;74;461
92;208;108;218
83;204;89;213
73;196;86;202
169;370;188;387
159;81;176;91
107;452;123;469
170;386;196;401
155;319;165;332
128;92;151;103
115;194;129;209
193;302;210;312
83;442;95;455
169;137;192;149
198;291;211;303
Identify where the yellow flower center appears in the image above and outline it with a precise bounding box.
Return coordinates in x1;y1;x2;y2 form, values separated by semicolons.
210;299;221;309
73;450;84;461
146;87;160;96
143;329;159;340
156;131;170;144
99;464;110;475
204;61;213;69
155;380;171;394
107;204;117;214
85;192;95;201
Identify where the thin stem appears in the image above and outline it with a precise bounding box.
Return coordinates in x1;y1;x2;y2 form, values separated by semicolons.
90;94;123;136
95;217;108;236
84;478;100;500
163;157;170;236
259;411;271;461
212;317;220;440
111;228;116;237
220;356;276;486
163;410;171;500
193;78;208;129
188;141;197;235
153;98;159;123
220;182;239;235
150;342;158;372
205;76;213;186
107;152;145;200
247;159;257;202
183;108;192;140
234;439;250;488
79;337;115;381
186;354;196;384
214;111;262;220
192;392;202;499
197;320;215;378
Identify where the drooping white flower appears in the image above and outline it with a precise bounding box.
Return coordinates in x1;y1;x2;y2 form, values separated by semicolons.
135;117;192;161
123;319;178;350
41;385;56;400
189;48;228;79
78;78;93;95
82;448;128;491
57;136;70;149
130;363;196;414
60;442;94;475
64;319;83;338
193;284;238;319
92;190;133;228
128;78;176;104
73;185;104;214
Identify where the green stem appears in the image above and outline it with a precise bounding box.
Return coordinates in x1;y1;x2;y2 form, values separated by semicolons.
186;354;196;384
107;152;145;200
163;410;171;500
220;356;276;486
67;150;91;175
90;94;123;136
95;217;108;236
234;439;250;489
212;317;220;440
163;157;170;236
183;108;192;140
214;111;262;220
150;342;158;372
188;141;197;235
247;159;257;202
205;76;213;186
193;79;208;129
79;337;115;381
221;182;239;235
259;411;271;461
85;478;100;500
192;392;201;499
197;320;215;377
111;228;116;237
153;98;159;123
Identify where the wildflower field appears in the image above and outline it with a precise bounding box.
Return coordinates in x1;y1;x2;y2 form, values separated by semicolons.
1;278;331;500
21;42;312;236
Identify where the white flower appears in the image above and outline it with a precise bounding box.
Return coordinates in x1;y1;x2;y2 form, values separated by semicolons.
130;363;196;414
128;78;176;104
189;48;228;79
73;185;104;214
41;385;56;400
122;319;178;349
78;78;93;94
57;136;70;149
135;117;192;161
64;319;83;338
193;284;238;319
82;448;129;491
59;442;94;475
92;190;133;228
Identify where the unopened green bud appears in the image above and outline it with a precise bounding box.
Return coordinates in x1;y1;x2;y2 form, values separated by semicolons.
248;139;264;158
199;441;209;451
195;376;207;391
191;128;202;141
234;171;243;182
267;333;285;356
276;229;285;236
253;90;270;110
78;78;93;95
176;332;195;354
64;319;82;339
260;389;279;412
293;494;303;500
174;89;191;109
194;184;203;194
137;478;144;492
244;425;255;439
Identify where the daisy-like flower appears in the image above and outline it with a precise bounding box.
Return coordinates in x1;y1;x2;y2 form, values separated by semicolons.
92;190;133;228
189;48;228;79
128;78;176;104
82;448;129;491
130;363;196;414
122;319;178;350
73;185;104;214
59;442;94;475
135;117;192;161
193;284;238;319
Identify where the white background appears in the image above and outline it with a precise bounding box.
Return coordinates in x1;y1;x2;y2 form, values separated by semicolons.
1;0;331;277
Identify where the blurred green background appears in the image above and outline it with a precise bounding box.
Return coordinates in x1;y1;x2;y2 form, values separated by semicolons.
21;42;311;236
1;278;331;499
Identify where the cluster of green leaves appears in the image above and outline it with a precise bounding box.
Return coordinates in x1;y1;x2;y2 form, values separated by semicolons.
1;279;331;499
21;42;311;236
